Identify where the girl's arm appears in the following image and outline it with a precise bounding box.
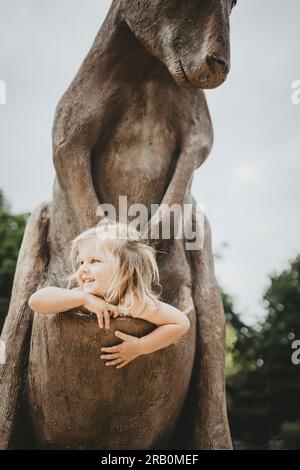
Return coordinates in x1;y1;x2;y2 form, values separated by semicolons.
132;297;190;355
100;297;190;368
28;287;86;314
28;287;120;330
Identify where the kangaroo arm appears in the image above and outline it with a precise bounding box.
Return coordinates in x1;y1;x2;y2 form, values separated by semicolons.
52;89;122;230
53;140;101;230
142;96;213;241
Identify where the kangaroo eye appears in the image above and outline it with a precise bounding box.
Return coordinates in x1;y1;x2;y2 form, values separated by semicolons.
91;259;101;263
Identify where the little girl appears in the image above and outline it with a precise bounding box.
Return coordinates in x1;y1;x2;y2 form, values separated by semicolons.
28;218;190;369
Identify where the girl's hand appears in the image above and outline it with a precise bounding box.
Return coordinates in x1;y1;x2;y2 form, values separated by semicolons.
100;331;142;369
83;293;119;330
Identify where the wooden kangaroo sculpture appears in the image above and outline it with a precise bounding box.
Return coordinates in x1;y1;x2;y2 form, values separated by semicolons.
0;0;237;449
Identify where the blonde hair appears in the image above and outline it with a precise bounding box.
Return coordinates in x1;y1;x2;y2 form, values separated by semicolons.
66;218;162;316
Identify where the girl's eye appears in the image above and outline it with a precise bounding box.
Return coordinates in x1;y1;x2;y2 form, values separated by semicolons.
79;259;101;265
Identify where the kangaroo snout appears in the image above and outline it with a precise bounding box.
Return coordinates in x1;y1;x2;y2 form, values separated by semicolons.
206;53;230;76
177;50;230;90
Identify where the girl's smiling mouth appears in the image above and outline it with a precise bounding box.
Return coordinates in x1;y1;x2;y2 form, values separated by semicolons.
83;278;95;284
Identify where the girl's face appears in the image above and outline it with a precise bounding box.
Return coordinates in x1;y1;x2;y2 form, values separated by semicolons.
76;236;117;297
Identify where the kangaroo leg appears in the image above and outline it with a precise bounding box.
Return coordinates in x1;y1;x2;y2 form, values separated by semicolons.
186;198;232;449
0;202;50;449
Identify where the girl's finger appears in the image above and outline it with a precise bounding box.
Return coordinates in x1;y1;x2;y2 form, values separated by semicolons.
106;303;116;314
101;346;120;353
105;358;124;366
100;353;120;360
108;309;118;318
97;312;104;329
104;310;110;329
116;361;129;369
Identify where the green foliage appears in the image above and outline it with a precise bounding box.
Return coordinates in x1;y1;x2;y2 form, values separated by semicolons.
224;292;270;447
280;419;300;449
261;256;300;445
225;255;300;449
0;190;29;332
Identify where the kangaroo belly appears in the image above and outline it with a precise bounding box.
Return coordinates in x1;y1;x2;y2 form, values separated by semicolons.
26;310;195;450
93;85;179;214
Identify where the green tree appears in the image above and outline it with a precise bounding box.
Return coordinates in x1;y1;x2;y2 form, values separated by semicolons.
0;190;29;333
224;255;300;449
223;292;269;448
260;255;300;448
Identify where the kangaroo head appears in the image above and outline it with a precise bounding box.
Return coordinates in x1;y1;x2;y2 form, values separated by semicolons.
120;0;237;89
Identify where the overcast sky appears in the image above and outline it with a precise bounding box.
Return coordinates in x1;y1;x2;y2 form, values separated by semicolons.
0;0;299;325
